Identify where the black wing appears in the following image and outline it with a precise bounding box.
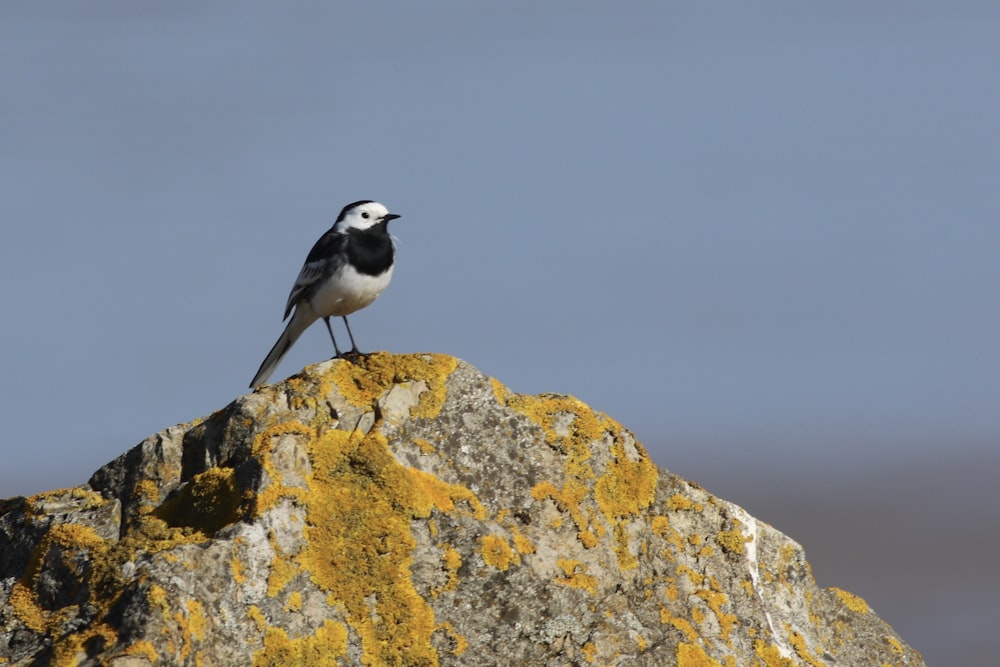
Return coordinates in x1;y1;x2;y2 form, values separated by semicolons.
283;229;347;320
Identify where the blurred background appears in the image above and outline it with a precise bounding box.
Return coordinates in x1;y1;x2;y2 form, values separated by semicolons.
2;2;997;664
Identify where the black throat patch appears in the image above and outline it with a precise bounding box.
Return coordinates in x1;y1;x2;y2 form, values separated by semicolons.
345;222;394;276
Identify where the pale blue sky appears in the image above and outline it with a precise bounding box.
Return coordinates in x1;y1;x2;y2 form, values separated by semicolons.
2;4;998;663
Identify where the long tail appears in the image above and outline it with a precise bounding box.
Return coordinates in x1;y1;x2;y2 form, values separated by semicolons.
249;309;315;388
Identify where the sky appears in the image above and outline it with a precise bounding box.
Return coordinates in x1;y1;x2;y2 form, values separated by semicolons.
2;3;998;664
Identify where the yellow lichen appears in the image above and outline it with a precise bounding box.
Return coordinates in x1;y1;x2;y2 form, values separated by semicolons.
787;629;825;667
148;584;172;622
661;610;699;642
294;427;479;666
328;352;458;419
754;640;797;667
123;640;158;662
555;559;599;595
248;605;267;631
677;564;705;587
433;545;463;597
831;587;870;614
8;581;46;633
186;599;207;642
408;468;485;519
267;554;298;598
612;522;639;570
510;526;536;555
886;636;904;654
667;493;694;511
250;421;314;516
154;466;243;536
481;535;518;571
594;437;658;520
253;619;348;667
435;622;469;656
286;591;303;613
231;551;247;586
716;529;748;555
413;437;436;454
696;587;737;640
676;642;724;667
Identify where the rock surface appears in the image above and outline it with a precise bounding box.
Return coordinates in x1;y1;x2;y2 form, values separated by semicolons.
0;353;924;666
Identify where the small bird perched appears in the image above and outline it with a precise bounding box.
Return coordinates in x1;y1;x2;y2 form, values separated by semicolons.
249;200;402;388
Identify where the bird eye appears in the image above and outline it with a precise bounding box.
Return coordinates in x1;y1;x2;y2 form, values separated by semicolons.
361;212;370;219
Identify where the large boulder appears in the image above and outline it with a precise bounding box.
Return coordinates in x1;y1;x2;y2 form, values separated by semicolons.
0;353;924;666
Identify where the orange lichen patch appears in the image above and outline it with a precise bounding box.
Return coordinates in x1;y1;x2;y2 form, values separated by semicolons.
328;352;458;419
432;545;463;597
650;515;683;558
8;581;46;633
250;421;315;516
667;493;699;512
489;376;509;404
148;584;172;622
677;564;705;587
636;634;648;650
154;466;243;536
253;619;349;667
435;622;469;656
122;640;158;662
696;587;737;640
286;591;303;613
510;526;536;555
661;610;699;642
787;629;825;667
612;522;639;570
504;387;658;571
594;436;658;520
698;546;715;559
295;427;481;666
886;636;905;654
248;605;267;631
716;529;748;555
24;486;108;514
531;480;591;543
267;555;298;598
413;437;436;455
663;579;679;602
231;548;248;586
555;559;599;595
50;623;118;666
11;522;115;637
481;534;518;571
831;587;870;614
582;641;597;662
185;599;207;642
408;468;485;520
676;642;724;667
754;640;797;667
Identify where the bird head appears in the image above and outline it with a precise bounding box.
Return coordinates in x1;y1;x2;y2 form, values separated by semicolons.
333;200;401;232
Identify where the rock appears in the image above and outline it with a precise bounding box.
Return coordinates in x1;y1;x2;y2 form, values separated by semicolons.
0;353;924;666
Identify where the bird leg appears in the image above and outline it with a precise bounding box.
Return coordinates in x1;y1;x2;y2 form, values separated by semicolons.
341;316;363;356
322;317;345;358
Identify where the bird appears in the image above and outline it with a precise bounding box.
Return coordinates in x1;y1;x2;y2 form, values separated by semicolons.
249;200;402;388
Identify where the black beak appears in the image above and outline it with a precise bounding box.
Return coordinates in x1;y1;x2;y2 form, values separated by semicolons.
383;213;401;222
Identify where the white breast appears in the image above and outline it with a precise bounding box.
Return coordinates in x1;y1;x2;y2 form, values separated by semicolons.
308;264;394;318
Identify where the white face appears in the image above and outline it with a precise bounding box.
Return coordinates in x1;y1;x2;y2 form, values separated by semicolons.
334;200;396;232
